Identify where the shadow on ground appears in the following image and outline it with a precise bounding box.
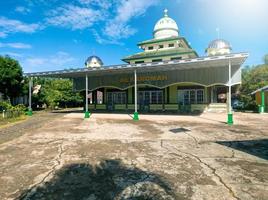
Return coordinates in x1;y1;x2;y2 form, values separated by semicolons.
51;109;202;116
17;159;180;200
217;139;268;160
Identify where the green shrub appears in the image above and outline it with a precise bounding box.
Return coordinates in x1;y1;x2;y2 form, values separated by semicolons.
0;101;12;111
0;102;26;112
13;104;27;112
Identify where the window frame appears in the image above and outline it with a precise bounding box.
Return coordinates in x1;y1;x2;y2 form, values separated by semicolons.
178;89;204;105
152;59;162;62
107;92;126;104
148;46;154;50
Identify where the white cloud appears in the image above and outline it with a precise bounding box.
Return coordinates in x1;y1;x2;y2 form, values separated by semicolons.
78;0;113;9
46;5;103;30
0;0;159;43
50;51;75;65
0;32;7;38
103;0;159;39
104;22;137;40
15;6;31;14
0;17;41;37
26;58;46;66
24;51;75;68
45;0;159;42
92;30;123;45
0;42;32;49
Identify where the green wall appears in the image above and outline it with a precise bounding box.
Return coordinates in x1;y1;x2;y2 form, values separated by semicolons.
169;85;177;103
128;87;133;104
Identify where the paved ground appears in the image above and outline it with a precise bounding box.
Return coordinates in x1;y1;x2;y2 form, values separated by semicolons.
0;111;267;200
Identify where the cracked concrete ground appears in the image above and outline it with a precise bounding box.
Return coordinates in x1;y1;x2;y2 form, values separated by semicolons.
0;111;267;200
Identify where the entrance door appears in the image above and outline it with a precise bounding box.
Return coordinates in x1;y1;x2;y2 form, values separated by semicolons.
138;91;150;111
138;90;162;111
178;90;191;105
107;92;114;110
106;92;126;110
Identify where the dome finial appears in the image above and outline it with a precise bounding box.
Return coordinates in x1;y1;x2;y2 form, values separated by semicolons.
164;9;168;17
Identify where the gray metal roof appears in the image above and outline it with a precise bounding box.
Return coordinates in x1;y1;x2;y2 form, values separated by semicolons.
207;39;232;50
250;85;268;95
24;52;249;78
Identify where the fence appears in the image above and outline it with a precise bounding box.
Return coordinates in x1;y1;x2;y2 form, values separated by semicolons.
0;110;25;119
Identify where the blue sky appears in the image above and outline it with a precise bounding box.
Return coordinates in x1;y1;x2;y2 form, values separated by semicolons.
0;0;267;73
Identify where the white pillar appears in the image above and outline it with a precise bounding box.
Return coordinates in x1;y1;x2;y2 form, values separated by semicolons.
85;74;90;118
27;77;32;115
28;77;32;110
228;60;232;114
86;74;88;112
134;70;137;113
227;59;233;124
133;69;139;120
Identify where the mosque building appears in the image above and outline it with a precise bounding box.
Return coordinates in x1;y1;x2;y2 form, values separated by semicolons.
26;9;248;124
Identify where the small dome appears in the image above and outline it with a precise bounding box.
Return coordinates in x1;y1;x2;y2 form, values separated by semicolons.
153;9;179;39
85;56;103;68
206;39;232;56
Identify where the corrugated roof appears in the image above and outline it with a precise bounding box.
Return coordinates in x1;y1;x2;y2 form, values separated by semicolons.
24;52;249;78
250;85;268;95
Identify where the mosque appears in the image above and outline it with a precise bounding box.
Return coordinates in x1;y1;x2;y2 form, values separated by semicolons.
26;9;248;123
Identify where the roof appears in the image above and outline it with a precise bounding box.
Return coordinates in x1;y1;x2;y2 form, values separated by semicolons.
138;36;184;46
24;52;249;78
250;85;268;95
122;47;198;62
207;39;232;50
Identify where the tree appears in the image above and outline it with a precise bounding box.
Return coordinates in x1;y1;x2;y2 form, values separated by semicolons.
32;78;83;109
264;54;268;65
0;56;23;100
239;64;268;109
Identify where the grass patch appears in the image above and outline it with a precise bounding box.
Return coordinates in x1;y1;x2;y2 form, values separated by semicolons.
0;115;28;128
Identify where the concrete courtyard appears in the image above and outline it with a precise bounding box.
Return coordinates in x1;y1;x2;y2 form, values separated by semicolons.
0;111;267;200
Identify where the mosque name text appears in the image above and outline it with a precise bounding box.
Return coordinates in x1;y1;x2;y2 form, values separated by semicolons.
119;75;168;83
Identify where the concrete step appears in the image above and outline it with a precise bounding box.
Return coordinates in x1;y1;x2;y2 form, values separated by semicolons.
207;103;227;113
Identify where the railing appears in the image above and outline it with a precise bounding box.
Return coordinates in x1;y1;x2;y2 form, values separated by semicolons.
0;110;25;119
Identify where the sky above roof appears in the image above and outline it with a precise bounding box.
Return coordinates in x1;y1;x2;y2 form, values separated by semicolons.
0;0;267;73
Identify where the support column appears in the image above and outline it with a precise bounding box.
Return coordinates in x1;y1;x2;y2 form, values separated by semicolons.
84;74;90;118
227;60;233;125
204;87;208;104
27;77;33;116
210;86;213;103
94;90;97;110
259;90;265;113
133;69;139;120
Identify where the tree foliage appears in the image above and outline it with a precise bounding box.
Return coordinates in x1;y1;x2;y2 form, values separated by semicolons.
264;54;268;65
239;64;268;109
32;78;83;109
0;56;23;100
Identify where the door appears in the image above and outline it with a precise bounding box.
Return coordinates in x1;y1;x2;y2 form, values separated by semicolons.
107;92;114;110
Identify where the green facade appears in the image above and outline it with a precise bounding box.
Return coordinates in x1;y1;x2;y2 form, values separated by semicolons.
122;36;198;64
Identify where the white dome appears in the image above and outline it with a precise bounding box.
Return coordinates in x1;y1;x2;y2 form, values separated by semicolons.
206;39;232;56
85;56;103;68
153;9;179;39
